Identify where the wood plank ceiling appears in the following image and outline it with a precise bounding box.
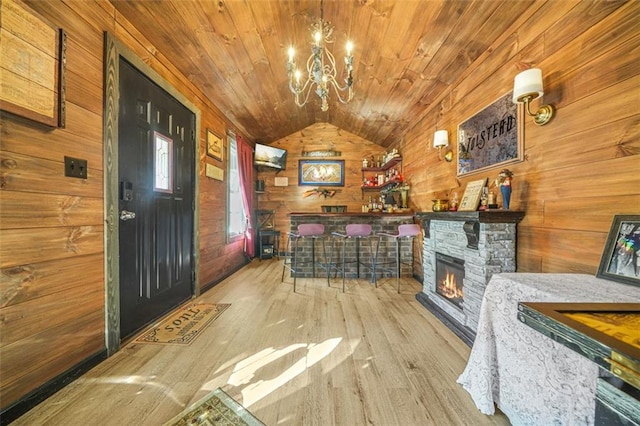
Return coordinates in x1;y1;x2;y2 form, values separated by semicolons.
110;0;537;147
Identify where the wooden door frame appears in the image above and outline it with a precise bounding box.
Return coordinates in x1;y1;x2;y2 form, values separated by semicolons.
103;33;201;355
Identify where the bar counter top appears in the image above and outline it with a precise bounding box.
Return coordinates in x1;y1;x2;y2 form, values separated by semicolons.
288;211;414;217
287;210;417;279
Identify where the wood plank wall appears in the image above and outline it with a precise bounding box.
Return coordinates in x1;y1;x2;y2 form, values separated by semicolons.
1;0;638;414
397;1;639;277
256;123;388;246
0;0;247;410
261;1;640;280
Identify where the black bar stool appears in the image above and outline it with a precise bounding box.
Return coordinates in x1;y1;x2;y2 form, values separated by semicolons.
281;223;330;292
330;224;375;292
375;224;421;293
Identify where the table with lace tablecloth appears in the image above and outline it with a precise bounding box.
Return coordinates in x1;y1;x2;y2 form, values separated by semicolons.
457;273;640;425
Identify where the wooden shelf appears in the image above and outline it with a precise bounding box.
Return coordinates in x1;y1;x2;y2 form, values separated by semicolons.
361;157;402;172
361;178;404;191
360;157;403;200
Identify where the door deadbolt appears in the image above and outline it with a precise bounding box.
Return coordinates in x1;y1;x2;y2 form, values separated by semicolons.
120;210;136;221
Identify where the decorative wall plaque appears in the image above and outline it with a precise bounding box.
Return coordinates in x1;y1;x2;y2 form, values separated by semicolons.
458;178;487;212
457;91;523;176
0;0;66;127
301;150;341;157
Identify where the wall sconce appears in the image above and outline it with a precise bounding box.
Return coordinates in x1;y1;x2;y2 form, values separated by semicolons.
433;130;453;162
512;68;555;126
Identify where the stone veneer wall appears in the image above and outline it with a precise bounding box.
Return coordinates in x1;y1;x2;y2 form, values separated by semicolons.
423;220;518;331
288;213;416;279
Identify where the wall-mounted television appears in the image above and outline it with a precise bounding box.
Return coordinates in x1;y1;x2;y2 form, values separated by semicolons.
254;143;287;170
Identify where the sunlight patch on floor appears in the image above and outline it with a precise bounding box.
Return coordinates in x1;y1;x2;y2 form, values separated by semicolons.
74;375;183;405
225;338;342;407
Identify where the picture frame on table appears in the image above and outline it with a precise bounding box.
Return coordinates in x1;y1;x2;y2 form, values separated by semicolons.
298;160;344;186
596;214;640;288
457;178;487;211
206;129;223;161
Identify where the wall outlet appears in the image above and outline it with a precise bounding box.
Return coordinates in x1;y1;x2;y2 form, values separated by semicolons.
64;156;88;179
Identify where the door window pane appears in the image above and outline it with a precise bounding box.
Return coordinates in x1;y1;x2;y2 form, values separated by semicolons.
154;131;173;193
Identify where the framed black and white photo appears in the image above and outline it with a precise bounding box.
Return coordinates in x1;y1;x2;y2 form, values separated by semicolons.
596;215;640;288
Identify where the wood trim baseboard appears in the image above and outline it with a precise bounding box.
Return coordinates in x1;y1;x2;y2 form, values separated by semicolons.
201;258;251;293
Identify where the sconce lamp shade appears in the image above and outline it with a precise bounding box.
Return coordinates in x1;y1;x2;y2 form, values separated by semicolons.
512;67;555;126
513;68;544;103
433;130;449;148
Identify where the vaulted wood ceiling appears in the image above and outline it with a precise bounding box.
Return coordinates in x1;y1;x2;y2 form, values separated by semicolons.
110;0;537;146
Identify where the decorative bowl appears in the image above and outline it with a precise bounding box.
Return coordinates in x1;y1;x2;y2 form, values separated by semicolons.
432;199;449;212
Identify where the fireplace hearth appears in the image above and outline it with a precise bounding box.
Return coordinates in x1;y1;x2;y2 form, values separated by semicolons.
435;253;464;309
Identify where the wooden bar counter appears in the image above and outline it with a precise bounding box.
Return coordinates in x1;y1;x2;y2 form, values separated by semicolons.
287;212;416;279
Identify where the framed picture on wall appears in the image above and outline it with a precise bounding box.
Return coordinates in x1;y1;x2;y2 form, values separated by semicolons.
596;215;640;288
298;160;344;186
206;129;223;161
457;92;523;176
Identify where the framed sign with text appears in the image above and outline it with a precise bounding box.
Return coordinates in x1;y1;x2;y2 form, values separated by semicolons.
458;178;487;212
457;92;523;176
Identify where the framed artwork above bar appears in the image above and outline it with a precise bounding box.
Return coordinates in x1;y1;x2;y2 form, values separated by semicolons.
298;160;344;186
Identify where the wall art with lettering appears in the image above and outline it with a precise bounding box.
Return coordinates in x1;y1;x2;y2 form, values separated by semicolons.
457;91;523;176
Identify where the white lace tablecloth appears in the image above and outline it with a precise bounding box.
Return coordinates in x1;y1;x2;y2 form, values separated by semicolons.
457;273;640;426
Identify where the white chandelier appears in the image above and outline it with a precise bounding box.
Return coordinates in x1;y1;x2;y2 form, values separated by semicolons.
286;0;354;111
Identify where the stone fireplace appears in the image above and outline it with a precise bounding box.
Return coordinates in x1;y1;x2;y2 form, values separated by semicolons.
415;211;524;346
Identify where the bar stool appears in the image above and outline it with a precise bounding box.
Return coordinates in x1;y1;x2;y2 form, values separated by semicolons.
330;224;375;292
281;224;330;292
374;224;422;293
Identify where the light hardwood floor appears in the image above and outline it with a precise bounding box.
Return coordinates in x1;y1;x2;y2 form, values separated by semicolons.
14;259;509;425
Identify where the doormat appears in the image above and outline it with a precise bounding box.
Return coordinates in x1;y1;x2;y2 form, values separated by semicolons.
135;303;230;345
164;387;265;426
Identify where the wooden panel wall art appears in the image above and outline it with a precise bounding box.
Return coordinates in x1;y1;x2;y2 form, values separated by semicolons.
457;91;522;176
0;0;66;127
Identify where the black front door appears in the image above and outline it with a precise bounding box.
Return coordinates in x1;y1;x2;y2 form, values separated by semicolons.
118;58;195;340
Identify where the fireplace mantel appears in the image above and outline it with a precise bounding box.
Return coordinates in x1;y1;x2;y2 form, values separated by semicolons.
416;211;524;249
416;211;524;345
415;210;525;223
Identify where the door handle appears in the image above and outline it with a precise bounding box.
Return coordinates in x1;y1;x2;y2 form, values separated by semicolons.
120;210;136;221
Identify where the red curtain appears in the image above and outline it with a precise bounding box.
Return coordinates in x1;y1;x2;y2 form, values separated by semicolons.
237;135;255;258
